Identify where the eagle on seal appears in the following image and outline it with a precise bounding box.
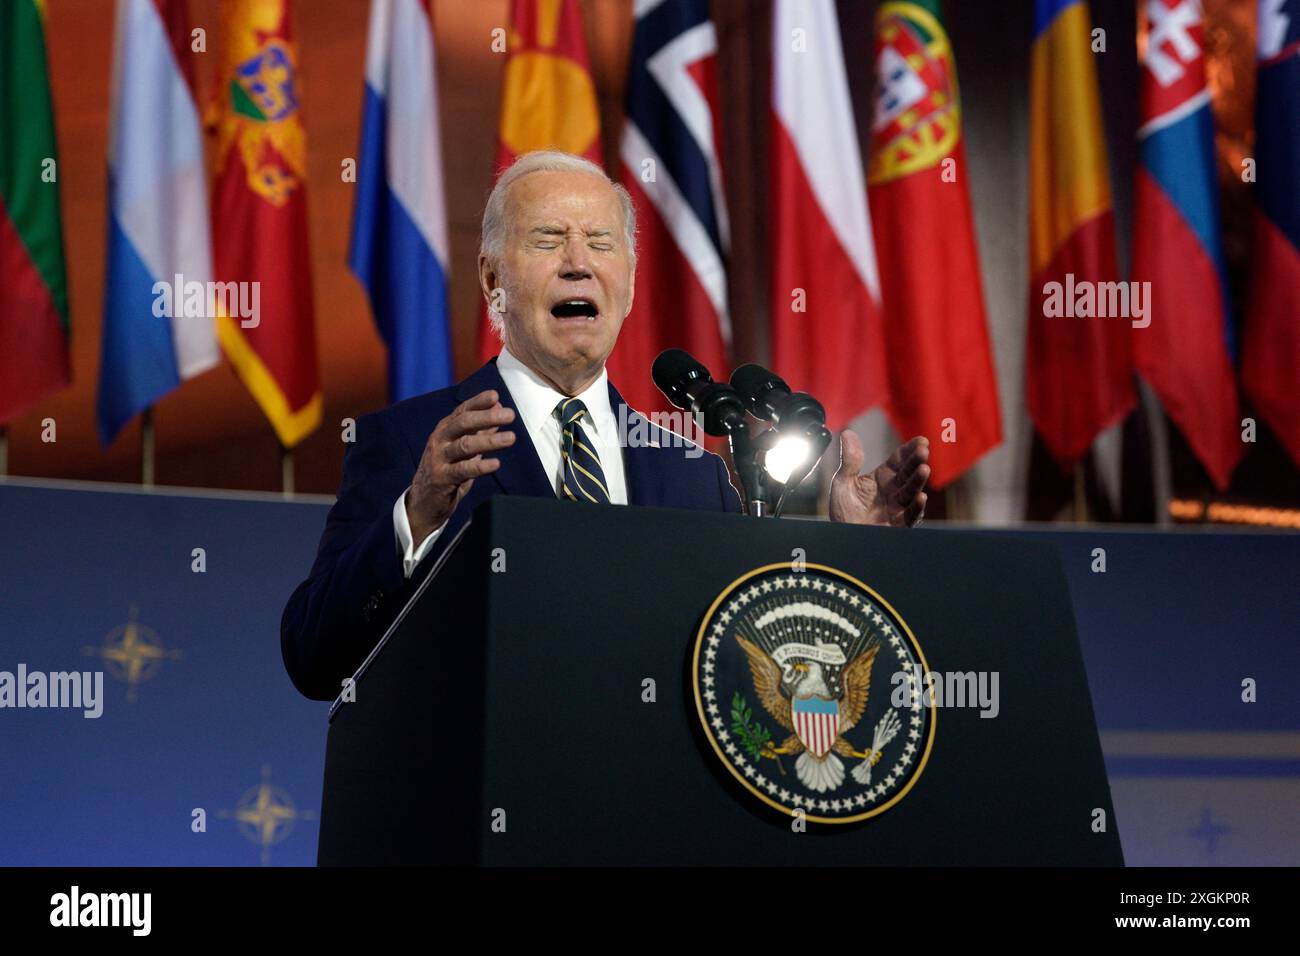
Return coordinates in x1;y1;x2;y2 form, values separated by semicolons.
736;635;885;793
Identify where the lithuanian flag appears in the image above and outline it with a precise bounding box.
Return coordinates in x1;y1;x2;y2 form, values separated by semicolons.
209;0;320;447
0;0;71;425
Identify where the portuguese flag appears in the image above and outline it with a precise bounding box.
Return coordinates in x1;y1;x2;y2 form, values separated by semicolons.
209;0;320;447
0;0;71;425
867;0;1001;489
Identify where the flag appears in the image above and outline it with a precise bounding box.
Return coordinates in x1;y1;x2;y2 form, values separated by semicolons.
1132;0;1240;490
0;0;70;425
867;0;1001;489
98;0;219;445
475;0;601;363
608;0;729;415
209;0;320;447
350;0;453;402
769;0;886;430
1242;0;1300;469
1026;0;1134;471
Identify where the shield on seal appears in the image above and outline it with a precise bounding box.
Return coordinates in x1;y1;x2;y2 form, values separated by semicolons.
791;696;840;758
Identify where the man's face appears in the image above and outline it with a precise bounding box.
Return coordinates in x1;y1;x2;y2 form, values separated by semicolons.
481;169;635;392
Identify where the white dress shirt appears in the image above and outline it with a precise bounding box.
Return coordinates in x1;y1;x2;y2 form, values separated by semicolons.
393;346;628;577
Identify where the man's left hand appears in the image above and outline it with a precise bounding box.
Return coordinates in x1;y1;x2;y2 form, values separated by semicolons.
829;432;930;527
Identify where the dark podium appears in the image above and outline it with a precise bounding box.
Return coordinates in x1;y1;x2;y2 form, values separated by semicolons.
318;496;1122;865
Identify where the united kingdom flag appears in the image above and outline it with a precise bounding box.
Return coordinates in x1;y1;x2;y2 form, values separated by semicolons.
1132;0;1242;490
606;0;730;415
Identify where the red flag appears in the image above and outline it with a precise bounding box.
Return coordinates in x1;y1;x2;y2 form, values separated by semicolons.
209;0;320;447
769;0;887;430
476;0;602;364
867;0;1001;488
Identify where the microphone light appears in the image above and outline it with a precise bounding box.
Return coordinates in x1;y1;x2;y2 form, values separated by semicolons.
763;434;812;485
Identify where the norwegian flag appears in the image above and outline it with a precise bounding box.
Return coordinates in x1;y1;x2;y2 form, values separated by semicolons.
769;0;887;429
1132;0;1242;489
606;0;730;415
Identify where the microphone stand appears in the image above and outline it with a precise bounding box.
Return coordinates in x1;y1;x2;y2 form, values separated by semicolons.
729;424;778;517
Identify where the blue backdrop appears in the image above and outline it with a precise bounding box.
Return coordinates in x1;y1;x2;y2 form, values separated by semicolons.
0;482;330;866
0;482;1295;865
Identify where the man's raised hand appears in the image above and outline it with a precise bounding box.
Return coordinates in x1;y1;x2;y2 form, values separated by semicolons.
829;432;930;528
406;390;516;543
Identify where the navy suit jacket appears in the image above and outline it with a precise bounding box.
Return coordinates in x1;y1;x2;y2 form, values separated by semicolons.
281;358;743;700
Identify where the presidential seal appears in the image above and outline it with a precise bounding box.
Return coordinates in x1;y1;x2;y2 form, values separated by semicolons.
692;563;934;824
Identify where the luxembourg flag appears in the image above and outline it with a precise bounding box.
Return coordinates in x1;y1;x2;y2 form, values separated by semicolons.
769;0;886;429
97;0;218;446
350;0;453;402
1131;0;1241;490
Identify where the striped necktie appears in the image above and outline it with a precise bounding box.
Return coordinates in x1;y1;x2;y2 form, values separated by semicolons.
556;398;610;504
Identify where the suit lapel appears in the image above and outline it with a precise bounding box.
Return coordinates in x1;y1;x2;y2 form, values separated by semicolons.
611;382;663;508
456;359;553;498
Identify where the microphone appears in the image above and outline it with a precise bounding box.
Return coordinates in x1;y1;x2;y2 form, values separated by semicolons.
729;364;833;505
729;364;826;433
652;349;747;437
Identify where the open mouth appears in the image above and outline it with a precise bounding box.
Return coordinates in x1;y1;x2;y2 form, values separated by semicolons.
550;298;599;321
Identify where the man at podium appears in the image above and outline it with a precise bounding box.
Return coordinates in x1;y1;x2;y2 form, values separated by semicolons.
281;150;930;701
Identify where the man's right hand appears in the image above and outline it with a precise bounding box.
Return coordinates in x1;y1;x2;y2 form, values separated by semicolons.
406;390;516;544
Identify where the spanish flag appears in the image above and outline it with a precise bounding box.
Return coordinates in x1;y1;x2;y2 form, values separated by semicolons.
1026;0;1134;471
0;0;71;425
476;0;601;363
209;0;320;447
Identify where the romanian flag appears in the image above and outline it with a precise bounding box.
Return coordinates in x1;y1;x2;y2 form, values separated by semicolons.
1242;1;1300;469
0;0;71;425
209;0;320;447
1027;0;1134;471
476;0;601;363
867;0;1001;488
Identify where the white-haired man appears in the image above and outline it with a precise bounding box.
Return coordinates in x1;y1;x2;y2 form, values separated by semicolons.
282;150;929;701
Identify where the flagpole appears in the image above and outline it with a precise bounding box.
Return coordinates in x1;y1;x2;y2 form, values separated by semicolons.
141;407;156;487
281;444;295;499
1072;463;1087;523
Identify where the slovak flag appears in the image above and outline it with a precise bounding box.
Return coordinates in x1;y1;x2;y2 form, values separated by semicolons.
606;0;730;415
97;0;219;445
1132;0;1241;490
350;0;453;402
769;0;887;429
1241;0;1300;469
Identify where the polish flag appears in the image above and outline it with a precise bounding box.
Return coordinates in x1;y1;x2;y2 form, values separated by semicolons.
769;0;886;429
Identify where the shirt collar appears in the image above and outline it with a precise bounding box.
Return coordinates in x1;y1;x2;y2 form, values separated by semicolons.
496;346;614;439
